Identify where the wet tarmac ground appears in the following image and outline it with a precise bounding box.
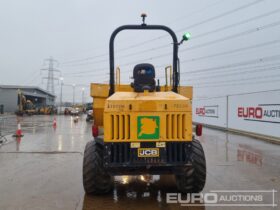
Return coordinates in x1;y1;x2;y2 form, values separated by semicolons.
0;115;279;210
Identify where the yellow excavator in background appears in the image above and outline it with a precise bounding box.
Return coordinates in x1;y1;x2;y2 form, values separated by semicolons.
38;106;57;115
16;90;37;116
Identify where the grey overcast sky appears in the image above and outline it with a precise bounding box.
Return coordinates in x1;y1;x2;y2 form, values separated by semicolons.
0;0;280;103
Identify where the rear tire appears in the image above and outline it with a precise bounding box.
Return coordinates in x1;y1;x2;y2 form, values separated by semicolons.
83;140;113;194
176;139;206;193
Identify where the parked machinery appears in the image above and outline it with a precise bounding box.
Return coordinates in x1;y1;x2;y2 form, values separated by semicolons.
83;15;206;194
38;106;57;115
16;90;36;116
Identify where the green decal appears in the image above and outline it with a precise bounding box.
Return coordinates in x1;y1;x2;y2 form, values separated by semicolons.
137;116;160;139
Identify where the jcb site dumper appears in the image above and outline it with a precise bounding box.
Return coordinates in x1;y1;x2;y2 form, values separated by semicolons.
83;15;206;194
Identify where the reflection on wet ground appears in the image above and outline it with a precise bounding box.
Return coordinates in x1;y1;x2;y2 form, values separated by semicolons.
0;115;279;210
237;144;263;166
82;175;205;210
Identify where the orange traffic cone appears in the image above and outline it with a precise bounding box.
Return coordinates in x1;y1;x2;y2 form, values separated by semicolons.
13;122;24;137
53;117;57;128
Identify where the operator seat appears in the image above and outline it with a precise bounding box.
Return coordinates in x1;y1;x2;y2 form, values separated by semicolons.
132;63;156;92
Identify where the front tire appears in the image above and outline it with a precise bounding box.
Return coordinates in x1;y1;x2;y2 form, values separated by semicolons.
83;140;113;194
176;139;206;193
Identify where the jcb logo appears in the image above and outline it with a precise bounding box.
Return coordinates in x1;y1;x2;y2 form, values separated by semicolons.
138;148;159;157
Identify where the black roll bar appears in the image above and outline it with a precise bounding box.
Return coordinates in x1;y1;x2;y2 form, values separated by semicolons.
109;24;179;96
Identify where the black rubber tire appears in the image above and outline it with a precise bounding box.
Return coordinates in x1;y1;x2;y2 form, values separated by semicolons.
83;140;113;194
176;139;206;193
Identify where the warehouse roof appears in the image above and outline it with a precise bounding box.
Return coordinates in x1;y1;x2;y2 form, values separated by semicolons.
0;85;55;97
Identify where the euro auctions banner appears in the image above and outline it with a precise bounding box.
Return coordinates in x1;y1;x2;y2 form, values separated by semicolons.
228;90;280;138
193;97;227;128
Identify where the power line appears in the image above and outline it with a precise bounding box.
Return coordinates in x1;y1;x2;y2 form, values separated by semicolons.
105;9;280;63
59;6;280;82
156;19;280;60
189;62;280;76
166;0;225;24
64;67;108;76
184;64;280;80
193;88;280;99
176;0;265;33
63;52;280;81
64;65;280;90
157;64;280;80
63;55;280;79
181;54;280;74
181;21;280;52
156;64;280;81
113;20;280;73
195;78;280;88
60;53;108;65
62;57;108;67
60;0;265;65
22;70;40;85
63;62;165;77
66;66;280;89
182;39;280;63
188;72;280;85
65;64;280;89
63;18;280;73
147;20;280;61
28;72;41;84
58;0;228;64
193;8;280;40
63;83;88;87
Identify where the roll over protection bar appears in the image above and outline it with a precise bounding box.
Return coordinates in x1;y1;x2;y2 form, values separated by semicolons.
109;23;179;96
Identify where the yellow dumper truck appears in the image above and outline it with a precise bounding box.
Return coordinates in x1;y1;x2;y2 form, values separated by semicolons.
83;15;206;194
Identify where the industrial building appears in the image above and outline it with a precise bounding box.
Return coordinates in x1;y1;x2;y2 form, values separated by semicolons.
0;85;55;113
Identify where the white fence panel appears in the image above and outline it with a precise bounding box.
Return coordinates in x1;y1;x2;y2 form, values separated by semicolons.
192;97;227;128
228;90;280;138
